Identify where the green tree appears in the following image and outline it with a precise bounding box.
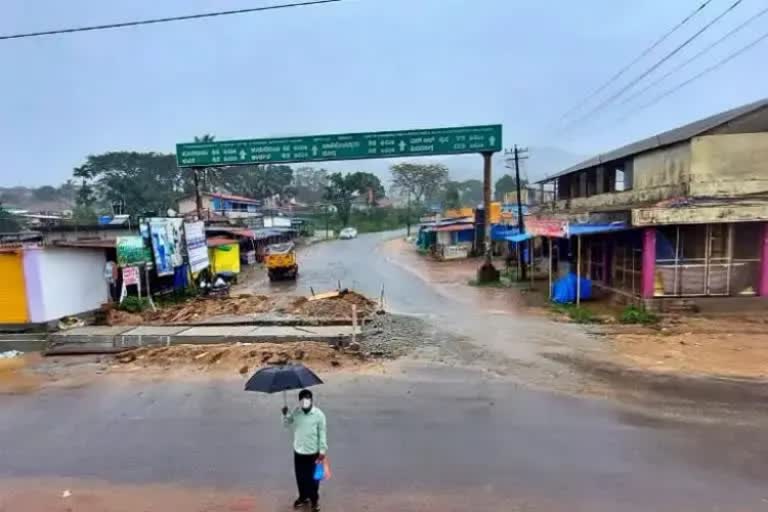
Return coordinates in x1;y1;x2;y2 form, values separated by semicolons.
494;174;526;201
70;205;98;225
228;164;295;200
58;180;78;203
443;181;462;209
293;167;329;204
73;152;180;217
33;185;59;201
191;134;231;192
390;163;448;204
352;171;385;206
0;202;20;232
73;165;97;209
457;179;483;206
323;172;382;226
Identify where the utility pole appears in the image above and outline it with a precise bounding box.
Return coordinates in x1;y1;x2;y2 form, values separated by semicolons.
505;146;529;280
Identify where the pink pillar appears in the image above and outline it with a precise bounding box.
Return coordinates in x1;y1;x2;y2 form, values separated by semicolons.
759;222;768;297
641;228;656;299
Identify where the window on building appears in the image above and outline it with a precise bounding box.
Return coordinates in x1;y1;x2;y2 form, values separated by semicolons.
654;223;760;297
613;162;633;192
615;169;626;191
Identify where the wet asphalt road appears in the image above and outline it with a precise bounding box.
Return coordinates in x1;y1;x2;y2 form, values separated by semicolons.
2;232;768;510
1;364;767;511
258;231;596;370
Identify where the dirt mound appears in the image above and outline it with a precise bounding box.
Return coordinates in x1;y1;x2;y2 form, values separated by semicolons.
292;290;377;319
113;341;363;374
104;290;377;326
105;309;144;325
106;295;274;325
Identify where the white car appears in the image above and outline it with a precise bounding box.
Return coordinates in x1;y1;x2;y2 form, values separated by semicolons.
339;227;358;240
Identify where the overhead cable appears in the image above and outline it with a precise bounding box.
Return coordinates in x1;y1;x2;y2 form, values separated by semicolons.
621;27;768;120
0;0;343;41
566;0;744;127
558;0;714;122
620;5;768;107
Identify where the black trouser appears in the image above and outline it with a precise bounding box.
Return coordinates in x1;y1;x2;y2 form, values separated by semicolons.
294;451;320;505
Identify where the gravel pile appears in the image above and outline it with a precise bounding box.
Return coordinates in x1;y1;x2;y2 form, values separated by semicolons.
359;313;437;359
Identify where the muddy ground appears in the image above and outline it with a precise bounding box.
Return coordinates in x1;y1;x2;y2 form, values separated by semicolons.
601;315;768;379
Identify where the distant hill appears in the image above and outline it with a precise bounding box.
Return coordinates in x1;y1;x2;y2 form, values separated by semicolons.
319;146;585;184
0;185;76;212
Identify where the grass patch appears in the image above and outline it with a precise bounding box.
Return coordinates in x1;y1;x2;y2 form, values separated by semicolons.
618;304;659;325
118;296;152;313
551;303;599;324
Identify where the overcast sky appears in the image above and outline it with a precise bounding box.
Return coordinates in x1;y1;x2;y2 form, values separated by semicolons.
2;0;767;186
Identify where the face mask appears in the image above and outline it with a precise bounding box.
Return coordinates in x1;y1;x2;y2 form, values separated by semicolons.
301;398;312;410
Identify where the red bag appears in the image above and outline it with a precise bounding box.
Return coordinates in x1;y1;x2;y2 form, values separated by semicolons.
322;458;332;481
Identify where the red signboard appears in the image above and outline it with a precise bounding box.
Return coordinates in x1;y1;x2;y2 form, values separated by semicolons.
526;218;568;238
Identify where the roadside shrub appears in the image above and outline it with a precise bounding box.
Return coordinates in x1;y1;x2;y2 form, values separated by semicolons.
567;306;597;324
119;296;152;313
619;304;658;325
552;304;597;324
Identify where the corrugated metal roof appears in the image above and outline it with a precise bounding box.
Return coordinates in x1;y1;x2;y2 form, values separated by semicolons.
53;239;116;249
433;224;475;232
208;192;262;204
205;226;256;239
207;237;238;248
540;97;768;183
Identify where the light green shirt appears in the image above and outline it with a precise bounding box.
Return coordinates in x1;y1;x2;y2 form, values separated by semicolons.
283;406;328;455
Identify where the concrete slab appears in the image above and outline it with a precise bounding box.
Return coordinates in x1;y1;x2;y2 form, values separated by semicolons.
176;326;257;337
297;326;360;336
250;326;310;337
56;326;137;336
121;326;187;336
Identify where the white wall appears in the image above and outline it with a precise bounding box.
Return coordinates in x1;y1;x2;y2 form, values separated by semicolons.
30;248;109;322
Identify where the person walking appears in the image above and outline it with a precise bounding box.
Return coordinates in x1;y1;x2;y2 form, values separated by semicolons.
282;388;328;511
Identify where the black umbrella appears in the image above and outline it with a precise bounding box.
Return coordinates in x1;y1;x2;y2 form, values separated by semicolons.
244;364;323;406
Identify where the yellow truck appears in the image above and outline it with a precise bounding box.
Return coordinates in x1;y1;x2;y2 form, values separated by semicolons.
265;242;298;281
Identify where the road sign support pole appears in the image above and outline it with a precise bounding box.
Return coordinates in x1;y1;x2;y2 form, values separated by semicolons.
477;152;499;283
193;168;203;221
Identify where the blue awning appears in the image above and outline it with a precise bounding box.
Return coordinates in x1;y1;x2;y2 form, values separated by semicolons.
568;221;628;237
505;232;532;243
491;225;519;240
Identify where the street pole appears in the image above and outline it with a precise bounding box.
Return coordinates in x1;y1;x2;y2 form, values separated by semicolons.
406;192;411;237
193;168;203;221
514;145;527;280
477;152;499;282
325;204;329;240
483;152;492;265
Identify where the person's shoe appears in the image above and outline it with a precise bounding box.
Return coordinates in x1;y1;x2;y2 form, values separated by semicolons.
293;498;308;509
311;502;320;512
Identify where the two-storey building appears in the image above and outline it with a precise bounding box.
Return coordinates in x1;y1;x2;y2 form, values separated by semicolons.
533;98;768;309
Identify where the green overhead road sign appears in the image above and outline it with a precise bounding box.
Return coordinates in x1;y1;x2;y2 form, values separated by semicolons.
176;125;501;167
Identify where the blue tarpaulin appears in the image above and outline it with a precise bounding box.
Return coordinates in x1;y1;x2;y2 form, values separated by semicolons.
552;273;593;304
